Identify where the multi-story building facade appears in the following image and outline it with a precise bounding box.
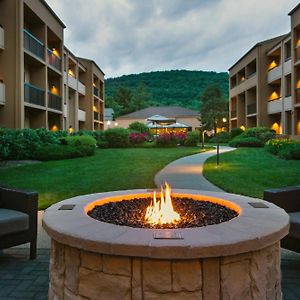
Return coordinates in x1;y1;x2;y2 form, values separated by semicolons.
0;0;104;131
229;4;300;138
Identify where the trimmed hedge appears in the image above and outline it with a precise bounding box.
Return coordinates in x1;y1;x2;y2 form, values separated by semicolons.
105;128;130;148
243;127;275;143
278;143;300;160
229;136;263;148
265;138;300;160
61;135;97;147
35;145;95;161
230;128;244;140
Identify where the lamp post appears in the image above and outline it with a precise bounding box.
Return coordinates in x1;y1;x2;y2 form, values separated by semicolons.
216;117;227;166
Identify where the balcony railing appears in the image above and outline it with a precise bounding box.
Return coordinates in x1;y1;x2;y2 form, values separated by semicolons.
23;29;44;60
24;83;45;106
93;86;99;97
231;110;237;118
100;113;104;122
48;92;62;110
47;48;61;71
247;104;257;115
94;112;99;120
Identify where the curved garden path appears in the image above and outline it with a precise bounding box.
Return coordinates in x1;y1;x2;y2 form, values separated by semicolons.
155;146;235;191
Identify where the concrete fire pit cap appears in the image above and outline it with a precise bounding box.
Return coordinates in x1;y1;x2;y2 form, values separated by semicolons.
42;189;289;259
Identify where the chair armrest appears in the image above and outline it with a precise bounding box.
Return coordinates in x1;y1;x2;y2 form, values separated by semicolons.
0;186;38;216
264;186;300;213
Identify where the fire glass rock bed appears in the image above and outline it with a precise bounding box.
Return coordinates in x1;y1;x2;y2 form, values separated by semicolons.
43;189;289;300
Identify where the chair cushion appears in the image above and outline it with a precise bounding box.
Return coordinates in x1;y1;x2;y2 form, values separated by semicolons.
0;208;29;236
289;212;300;239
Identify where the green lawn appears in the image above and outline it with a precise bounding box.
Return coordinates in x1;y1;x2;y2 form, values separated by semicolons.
0;147;204;209
203;148;300;199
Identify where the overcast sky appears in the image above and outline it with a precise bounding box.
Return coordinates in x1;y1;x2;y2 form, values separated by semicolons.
48;0;299;78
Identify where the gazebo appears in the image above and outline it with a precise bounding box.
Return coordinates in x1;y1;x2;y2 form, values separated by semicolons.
147;115;191;135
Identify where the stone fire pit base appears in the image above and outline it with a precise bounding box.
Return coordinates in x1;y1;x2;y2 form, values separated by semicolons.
49;240;281;300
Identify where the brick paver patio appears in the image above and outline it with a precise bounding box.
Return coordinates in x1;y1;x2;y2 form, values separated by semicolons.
0;247;299;299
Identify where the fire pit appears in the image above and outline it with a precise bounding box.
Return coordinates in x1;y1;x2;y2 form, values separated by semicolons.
43;188;289;300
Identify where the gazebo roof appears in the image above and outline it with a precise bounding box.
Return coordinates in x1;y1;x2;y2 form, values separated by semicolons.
147;115;176;123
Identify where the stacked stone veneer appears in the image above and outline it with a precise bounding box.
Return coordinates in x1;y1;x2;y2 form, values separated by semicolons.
48;240;282;300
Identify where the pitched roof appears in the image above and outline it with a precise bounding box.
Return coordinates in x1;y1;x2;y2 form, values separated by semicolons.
117;106;199;119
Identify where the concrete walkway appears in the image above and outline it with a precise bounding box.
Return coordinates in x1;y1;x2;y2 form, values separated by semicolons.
155;146;235;191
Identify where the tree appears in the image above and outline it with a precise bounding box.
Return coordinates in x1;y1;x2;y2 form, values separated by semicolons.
113;86;132;115
199;84;228;131
130;83;151;112
105;96;122;118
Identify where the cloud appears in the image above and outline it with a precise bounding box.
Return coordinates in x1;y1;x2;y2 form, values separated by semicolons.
47;0;299;78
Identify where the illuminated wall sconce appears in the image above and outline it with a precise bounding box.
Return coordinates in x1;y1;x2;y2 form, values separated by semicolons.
297;80;300;89
50;85;58;95
241;76;245;81
268;60;278;70
297;39;300;47
271;122;281;134
93;105;97;112
52;48;60;57
269;91;280;101
240;125;246;131
114;122;118;126
68;126;74;134
93;83;97;87
51;125;58;132
68;69;75;77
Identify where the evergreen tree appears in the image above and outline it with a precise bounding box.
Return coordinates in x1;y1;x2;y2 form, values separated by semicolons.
200;84;228;131
113;86;132;115
130;83;151;112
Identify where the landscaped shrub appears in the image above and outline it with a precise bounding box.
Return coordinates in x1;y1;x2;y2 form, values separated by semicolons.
278;142;300;160
265;139;297;155
209;132;230;143
128;122;150;134
35;128;60;145
35;144;95;161
129;132;149;144
184;131;198;146
61;135;97;148
105;128;130;148
0;128;42;160
229;136;263;148
243;127;275;143
230;128;244;140
155;133;179;147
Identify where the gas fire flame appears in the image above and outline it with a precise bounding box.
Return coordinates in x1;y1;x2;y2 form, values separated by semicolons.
145;182;180;225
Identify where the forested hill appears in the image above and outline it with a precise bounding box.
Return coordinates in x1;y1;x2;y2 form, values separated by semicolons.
105;70;229;111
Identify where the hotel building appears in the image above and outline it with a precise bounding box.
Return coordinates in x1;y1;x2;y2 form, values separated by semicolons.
229;4;300;137
0;0;105;131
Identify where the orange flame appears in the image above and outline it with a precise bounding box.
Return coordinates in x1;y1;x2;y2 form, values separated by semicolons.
145;182;180;225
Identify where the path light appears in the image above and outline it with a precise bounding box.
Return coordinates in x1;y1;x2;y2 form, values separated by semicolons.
216;117;227;166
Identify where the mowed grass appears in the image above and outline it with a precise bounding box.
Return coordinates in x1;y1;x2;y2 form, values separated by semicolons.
203;148;300;199
0;147;203;209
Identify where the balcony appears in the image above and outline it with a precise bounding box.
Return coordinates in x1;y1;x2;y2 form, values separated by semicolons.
93;86;99;97
230;110;237;118
47;48;61;71
24;83;45;107
100;113;104;122
0;82;5;104
284;96;292;111
94;112;99;121
247;104;256;115
284;59;291;75
23;29;44;60
0;26;4;50
66;72;77;90
48;92;62;111
268;98;282;114
268;66;281;83
78;109;86;122
78;81;86;95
